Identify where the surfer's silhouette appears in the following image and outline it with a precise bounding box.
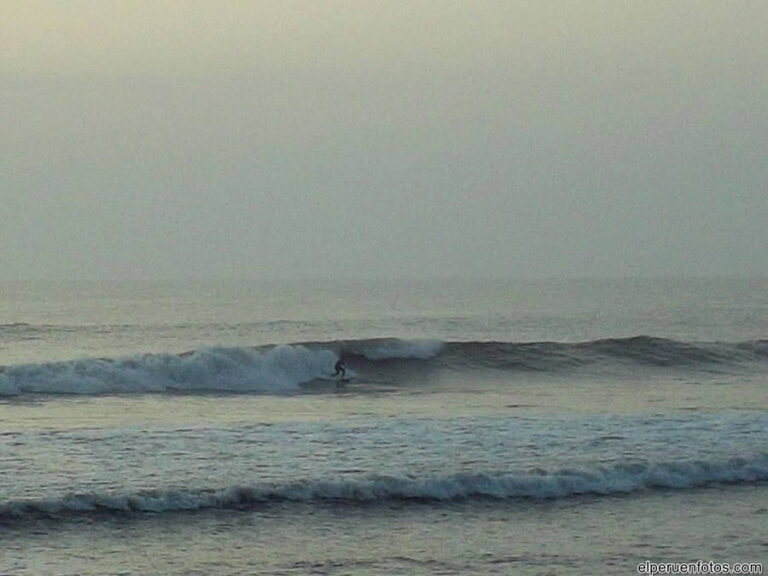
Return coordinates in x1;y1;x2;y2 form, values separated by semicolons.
333;358;346;378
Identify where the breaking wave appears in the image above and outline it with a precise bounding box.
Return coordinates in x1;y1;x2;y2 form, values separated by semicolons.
0;339;443;397
2;455;766;522
1;336;766;397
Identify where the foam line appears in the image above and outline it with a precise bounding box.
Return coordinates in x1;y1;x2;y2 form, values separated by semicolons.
2;455;766;520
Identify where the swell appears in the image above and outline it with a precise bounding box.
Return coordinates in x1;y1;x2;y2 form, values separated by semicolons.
441;336;768;372
1;336;766;397
2;455;766;522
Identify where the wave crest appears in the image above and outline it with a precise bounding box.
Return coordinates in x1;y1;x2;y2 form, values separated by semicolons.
0;339;445;397
2;455;766;521
0;345;337;396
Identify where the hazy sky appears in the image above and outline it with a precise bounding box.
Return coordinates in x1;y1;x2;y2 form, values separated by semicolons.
3;1;767;280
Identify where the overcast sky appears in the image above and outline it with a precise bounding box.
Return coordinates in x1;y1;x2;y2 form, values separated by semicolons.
2;1;767;281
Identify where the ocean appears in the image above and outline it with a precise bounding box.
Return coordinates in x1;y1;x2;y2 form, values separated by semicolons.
1;278;766;575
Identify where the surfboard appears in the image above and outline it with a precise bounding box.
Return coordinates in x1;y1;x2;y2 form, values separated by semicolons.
312;375;354;384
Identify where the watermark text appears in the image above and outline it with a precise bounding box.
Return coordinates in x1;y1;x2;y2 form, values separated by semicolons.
637;560;763;575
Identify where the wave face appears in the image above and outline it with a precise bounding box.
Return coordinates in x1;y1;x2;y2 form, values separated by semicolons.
1;336;766;397
2;455;766;522
440;336;768;372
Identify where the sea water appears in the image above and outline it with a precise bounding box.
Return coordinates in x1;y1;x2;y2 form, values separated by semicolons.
0;278;766;575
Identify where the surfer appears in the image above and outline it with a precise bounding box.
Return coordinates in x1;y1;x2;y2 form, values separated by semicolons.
333;358;346;378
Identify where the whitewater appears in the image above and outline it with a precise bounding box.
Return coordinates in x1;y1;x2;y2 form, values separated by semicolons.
1;278;766;575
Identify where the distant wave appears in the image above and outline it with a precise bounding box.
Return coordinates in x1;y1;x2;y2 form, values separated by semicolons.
440;336;768;371
0;322;44;340
1;336;766;397
326;336;768;377
2;455;766;522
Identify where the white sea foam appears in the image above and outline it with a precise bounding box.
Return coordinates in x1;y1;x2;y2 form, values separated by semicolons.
0;345;337;396
0;339;449;397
